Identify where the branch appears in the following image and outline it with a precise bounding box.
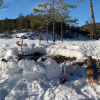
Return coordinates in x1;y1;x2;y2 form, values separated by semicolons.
0;3;9;9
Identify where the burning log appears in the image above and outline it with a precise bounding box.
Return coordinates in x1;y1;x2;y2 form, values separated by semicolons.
96;62;100;84
86;56;94;84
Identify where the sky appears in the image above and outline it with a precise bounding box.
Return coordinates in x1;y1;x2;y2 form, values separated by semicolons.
0;0;100;27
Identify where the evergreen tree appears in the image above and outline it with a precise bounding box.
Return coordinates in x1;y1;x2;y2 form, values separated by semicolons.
56;0;77;42
25;15;31;30
0;21;2;33
1;20;5;32
17;13;25;31
89;0;98;40
5;17;9;31
39;0;60;42
12;19;15;30
33;6;54;42
0;0;8;9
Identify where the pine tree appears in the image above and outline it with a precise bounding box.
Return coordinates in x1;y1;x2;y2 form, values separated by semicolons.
5;17;9;31
0;0;9;9
89;0;98;40
39;0;60;42
12;19;15;30
56;0;76;42
78;0;98;40
33;6;54;43
1;20;5;32
0;21;2;33
25;15;31;30
17;13;25;31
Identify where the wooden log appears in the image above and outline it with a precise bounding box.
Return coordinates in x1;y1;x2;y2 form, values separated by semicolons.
96;61;100;84
86;56;94;84
40;54;76;63
71;59;87;67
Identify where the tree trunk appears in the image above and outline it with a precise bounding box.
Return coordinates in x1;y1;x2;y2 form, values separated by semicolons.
61;1;63;42
47;20;48;43
92;32;94;39
53;0;55;42
25;18;26;32
89;0;98;40
90;32;92;39
86;56;94;84
21;36;23;57
61;20;63;42
39;31;41;44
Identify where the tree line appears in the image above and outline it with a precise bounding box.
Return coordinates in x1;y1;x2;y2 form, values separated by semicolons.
0;13;100;40
0;13;77;34
0;13;31;33
0;0;99;41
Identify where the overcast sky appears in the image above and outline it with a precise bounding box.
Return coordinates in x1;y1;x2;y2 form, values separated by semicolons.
0;0;100;26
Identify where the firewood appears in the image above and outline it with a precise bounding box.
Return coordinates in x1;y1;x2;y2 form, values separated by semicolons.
96;62;100;84
86;56;94;84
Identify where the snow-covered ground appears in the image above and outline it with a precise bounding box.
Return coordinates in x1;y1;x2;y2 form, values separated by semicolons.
0;32;100;100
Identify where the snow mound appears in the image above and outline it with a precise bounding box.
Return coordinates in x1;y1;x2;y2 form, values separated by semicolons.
18;59;45;82
44;58;62;80
5;50;18;57
46;48;85;59
5;49;18;61
0;60;20;76
3;60;20;76
21;44;46;55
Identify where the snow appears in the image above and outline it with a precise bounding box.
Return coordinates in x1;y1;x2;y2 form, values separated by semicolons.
5;50;18;61
18;59;46;82
0;32;100;100
44;58;62;80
